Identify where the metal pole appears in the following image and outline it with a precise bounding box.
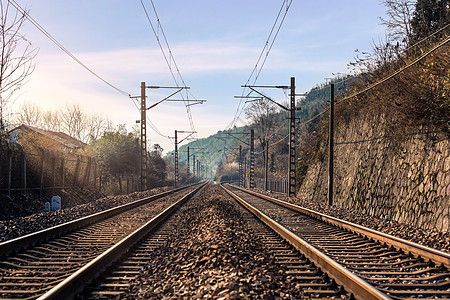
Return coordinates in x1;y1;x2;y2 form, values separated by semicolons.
175;130;178;186
197;160;200;180
140;82;147;191
250;129;255;189
193;155;196;180
265;140;269;191
23;155;27;192
187;146;190;182
8;153;12;197
61;157;64;190
239;145;243;187
329;83;335;206
244;157;247;188
289;76;297;197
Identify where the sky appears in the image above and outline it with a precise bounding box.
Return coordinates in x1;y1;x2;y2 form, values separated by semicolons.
9;0;388;153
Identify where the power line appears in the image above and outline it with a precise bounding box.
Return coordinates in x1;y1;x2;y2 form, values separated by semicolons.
336;35;450;105
229;0;293;130
10;0;172;144
139;0;198;138
294;34;450;133
8;0;130;97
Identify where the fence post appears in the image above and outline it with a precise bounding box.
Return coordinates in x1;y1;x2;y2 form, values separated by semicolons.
85;157;92;186
7;152;12;197
61;157;65;190
52;157;56;192
93;159;97;189
23;154;27;192
74;156;81;186
40;154;45;197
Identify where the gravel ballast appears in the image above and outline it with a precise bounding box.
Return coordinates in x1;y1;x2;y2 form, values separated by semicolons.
0;187;169;243
84;184;311;299
257;189;450;253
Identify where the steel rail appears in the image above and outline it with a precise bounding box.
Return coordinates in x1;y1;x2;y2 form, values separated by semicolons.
0;184;198;258
230;185;450;268
221;184;390;300
38;182;207;300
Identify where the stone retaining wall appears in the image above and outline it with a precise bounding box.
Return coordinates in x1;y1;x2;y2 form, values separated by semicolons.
298;112;450;232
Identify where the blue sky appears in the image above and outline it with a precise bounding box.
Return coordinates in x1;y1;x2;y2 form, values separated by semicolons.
12;0;388;153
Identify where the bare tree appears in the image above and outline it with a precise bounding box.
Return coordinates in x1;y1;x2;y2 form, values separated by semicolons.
0;1;37;130
13;100;41;126
60;103;88;142
41;109;61;132
380;0;415;45
245;99;278;143
86;113;112;142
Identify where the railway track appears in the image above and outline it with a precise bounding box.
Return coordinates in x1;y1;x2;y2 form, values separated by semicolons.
223;184;450;300
78;183;350;299
2;182;448;299
0;184;201;299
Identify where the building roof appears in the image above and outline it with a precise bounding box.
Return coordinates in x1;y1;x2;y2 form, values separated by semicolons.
8;124;86;150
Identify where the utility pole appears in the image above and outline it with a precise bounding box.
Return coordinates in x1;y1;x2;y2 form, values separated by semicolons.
239;145;243;187
197;159;200;180
133;82;193;191
174;130;195;186
222;131;252;188
174;130;178;186
289;76;296;197
193;155;196;180
140;82;147;191
244;157;247;188
240;77;304;195
265;140;269;191
250;129;255;189
187;147;190;182
328;83;335;206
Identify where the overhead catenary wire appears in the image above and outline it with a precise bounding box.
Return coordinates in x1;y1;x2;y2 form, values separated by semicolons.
139;0;198;138
229;0;293;130
9;0;173;145
8;0;130;97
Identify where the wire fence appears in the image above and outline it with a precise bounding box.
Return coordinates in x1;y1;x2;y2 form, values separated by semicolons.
0;150;95;195
0;150;143;196
254;178;289;194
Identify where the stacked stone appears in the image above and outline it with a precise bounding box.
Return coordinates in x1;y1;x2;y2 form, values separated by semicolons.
297;111;449;233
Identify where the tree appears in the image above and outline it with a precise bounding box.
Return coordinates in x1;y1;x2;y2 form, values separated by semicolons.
0;1;37;130
13;100;42;127
380;0;415;45
411;0;450;42
60;103;88;142
245;99;278;145
147;144;167;188
89;128;140;179
41;109;61;132
86;113;113;142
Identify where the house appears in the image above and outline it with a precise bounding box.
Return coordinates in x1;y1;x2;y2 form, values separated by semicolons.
8;124;86;152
